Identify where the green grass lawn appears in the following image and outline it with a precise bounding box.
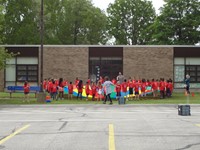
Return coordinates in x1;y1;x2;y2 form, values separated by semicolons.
0;92;199;105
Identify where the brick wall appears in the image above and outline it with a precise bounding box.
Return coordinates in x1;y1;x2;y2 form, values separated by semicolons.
123;47;174;80
0;70;4;92
43;46;89;83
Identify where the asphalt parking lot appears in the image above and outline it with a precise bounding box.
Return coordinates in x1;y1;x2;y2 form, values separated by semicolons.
0;104;200;150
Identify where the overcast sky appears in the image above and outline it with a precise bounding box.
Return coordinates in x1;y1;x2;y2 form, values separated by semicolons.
92;0;165;14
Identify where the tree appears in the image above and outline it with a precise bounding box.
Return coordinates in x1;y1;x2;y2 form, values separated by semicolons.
1;0;40;44
107;0;156;45
149;0;200;45
0;0;5;43
54;0;108;45
0;48;18;70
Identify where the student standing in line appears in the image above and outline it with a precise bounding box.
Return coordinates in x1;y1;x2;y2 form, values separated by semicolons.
68;82;74;100
97;81;103;101
128;79;134;100
121;79;128;101
23;81;30;103
51;80;58;100
133;80;140;100
115;81;121;103
75;77;79;86
43;79;47;93
103;76;114;105
58;78;64;100
152;79;158;97
85;81;90;101
159;78;165;99
140;79;146;97
91;82;97;101
77;80;83;100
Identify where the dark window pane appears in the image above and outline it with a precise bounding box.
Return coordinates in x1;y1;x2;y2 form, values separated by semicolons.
28;71;37;75
28;66;37;70
28;76;37;81
17;66;26;70
17;76;27;81
190;77;196;82
16;65;38;82
17;71;26;75
189;72;196;76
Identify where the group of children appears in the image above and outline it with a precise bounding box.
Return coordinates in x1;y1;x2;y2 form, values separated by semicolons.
42;77;173;101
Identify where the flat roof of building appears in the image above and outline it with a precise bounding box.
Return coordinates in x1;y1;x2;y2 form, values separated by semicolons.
0;45;200;48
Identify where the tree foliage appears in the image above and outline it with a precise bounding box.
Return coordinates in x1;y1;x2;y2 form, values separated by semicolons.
0;48;18;70
0;0;5;43
0;0;199;45
107;0;156;45
0;0;108;45
1;0;40;44
149;0;200;45
52;0;108;45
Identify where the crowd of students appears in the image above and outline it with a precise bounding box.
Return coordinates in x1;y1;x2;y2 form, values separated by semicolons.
41;76;174;102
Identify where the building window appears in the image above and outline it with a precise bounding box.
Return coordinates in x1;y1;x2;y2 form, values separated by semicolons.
89;57;123;82
174;57;200;88
185;65;200;83
16;65;38;82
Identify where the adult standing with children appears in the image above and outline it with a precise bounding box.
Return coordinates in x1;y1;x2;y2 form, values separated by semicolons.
185;74;190;95
116;72;124;84
103;76;114;105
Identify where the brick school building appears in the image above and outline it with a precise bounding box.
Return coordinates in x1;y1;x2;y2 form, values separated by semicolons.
0;45;200;91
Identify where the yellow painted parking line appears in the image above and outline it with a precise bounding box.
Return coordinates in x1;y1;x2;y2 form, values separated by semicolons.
109;124;116;150
195;124;200;127
0;124;30;145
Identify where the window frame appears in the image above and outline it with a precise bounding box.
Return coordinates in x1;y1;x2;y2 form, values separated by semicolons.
16;65;38;82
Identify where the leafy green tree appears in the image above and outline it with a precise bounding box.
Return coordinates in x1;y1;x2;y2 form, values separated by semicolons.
0;1;5;43
54;0;108;45
150;0;200;45
107;0;156;45
1;0;40;44
0;48;18;70
43;0;63;44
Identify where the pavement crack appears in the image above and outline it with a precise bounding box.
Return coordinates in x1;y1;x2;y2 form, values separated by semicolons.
58;121;68;131
81;113;87;117
176;142;200;150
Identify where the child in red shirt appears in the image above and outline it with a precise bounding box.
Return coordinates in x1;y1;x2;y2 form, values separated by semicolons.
140;79;146;97
134;81;140;100
58;78;64;100
91;82;97;101
97;81;103;101
121;79;128;101
111;78;117;85
151;79;158;97
75;77;79;86
68;82;73;99
85;81;90;101
23;81;30;102
128;79;134;100
43;79;47;92
159;78;165;99
77;80;83;99
51;81;58;100
166;80;173;97
115;81;121;102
